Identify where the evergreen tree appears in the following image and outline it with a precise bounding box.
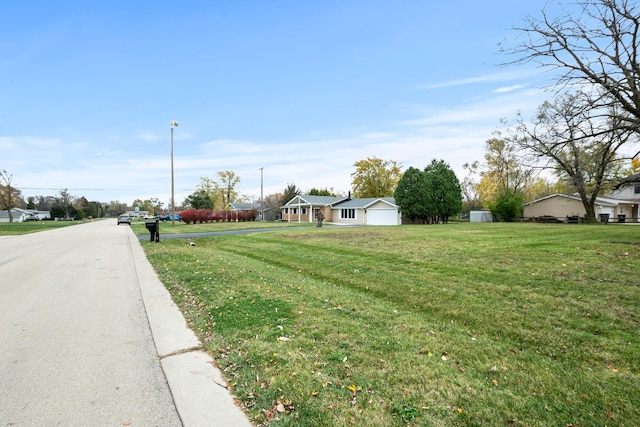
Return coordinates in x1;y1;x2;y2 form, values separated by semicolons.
394;161;462;224
394;167;428;223
423;159;463;224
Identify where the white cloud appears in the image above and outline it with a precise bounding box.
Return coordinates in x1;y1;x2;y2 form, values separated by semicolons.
416;69;539;91
137;131;160;141
493;84;526;93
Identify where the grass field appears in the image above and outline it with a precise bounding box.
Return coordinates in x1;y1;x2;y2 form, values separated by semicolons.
0;220;80;235
130;219;310;236
141;223;640;426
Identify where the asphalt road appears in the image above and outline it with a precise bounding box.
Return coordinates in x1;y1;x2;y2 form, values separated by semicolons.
0;221;183;426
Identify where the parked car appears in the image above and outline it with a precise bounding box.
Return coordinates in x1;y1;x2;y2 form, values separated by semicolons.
117;215;131;225
158;213;181;222
24;215;39;221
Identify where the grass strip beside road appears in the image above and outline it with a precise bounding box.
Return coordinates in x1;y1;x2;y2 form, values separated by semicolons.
130;220;309;236
142;223;640;426
0;220;81;235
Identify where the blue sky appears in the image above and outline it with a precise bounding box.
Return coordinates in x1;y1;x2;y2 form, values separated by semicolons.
1;1;559;207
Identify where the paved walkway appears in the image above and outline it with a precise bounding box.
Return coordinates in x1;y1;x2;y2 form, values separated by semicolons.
0;220;252;426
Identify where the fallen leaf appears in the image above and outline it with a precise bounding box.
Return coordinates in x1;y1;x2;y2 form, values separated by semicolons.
492;379;499;387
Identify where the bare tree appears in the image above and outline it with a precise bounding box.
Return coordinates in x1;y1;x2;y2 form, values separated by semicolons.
510;91;637;221
0;170;19;222
460;161;483;212
57;189;75;220
505;0;640;131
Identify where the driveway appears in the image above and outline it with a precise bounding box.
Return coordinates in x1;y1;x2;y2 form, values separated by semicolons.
0;220;251;426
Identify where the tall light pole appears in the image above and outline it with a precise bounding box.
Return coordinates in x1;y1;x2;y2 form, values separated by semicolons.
170;120;179;226
259;167;264;221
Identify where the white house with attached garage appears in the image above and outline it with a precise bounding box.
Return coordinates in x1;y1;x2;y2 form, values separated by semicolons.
281;195;401;226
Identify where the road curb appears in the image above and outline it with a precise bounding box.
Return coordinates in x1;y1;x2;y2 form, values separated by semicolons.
128;231;252;427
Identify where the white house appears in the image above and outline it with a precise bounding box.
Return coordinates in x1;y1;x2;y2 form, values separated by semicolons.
281;195;401;226
0;208;50;222
330;197;401;226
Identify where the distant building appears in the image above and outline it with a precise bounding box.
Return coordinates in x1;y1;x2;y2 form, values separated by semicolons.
0;208;51;222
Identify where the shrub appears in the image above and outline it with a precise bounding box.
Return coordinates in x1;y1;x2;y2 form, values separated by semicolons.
490;191;523;222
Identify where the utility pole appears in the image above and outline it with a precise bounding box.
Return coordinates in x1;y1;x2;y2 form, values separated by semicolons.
259;167;264;221
170;120;179;226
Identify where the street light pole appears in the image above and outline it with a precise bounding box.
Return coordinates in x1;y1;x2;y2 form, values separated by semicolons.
259;167;264;221
170;120;179;226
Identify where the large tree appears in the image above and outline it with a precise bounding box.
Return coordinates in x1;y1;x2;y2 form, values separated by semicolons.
394;161;462;224
394;167;428;223
423;159;463;224
217;170;242;208
474;137;537;208
506;0;640;131
351;157;401;198
194;172;244;210
511;91;636;221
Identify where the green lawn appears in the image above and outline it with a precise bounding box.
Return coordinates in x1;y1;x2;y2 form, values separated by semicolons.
130;219;310;236
0;220;81;235
142;223;640;426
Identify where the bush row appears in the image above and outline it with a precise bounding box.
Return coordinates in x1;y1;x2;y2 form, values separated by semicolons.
180;209;257;224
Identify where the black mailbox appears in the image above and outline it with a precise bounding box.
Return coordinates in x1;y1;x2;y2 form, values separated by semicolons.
145;220;160;242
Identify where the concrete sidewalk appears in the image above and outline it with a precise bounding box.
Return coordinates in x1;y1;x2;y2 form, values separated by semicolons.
0;220;252;426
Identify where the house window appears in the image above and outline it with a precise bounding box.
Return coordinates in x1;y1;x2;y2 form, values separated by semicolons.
301;208;307;215
635;184;640;194
341;208;356;219
292;208;298;215
284;208;288;214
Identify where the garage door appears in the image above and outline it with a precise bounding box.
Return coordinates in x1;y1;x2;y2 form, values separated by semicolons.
366;209;398;225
